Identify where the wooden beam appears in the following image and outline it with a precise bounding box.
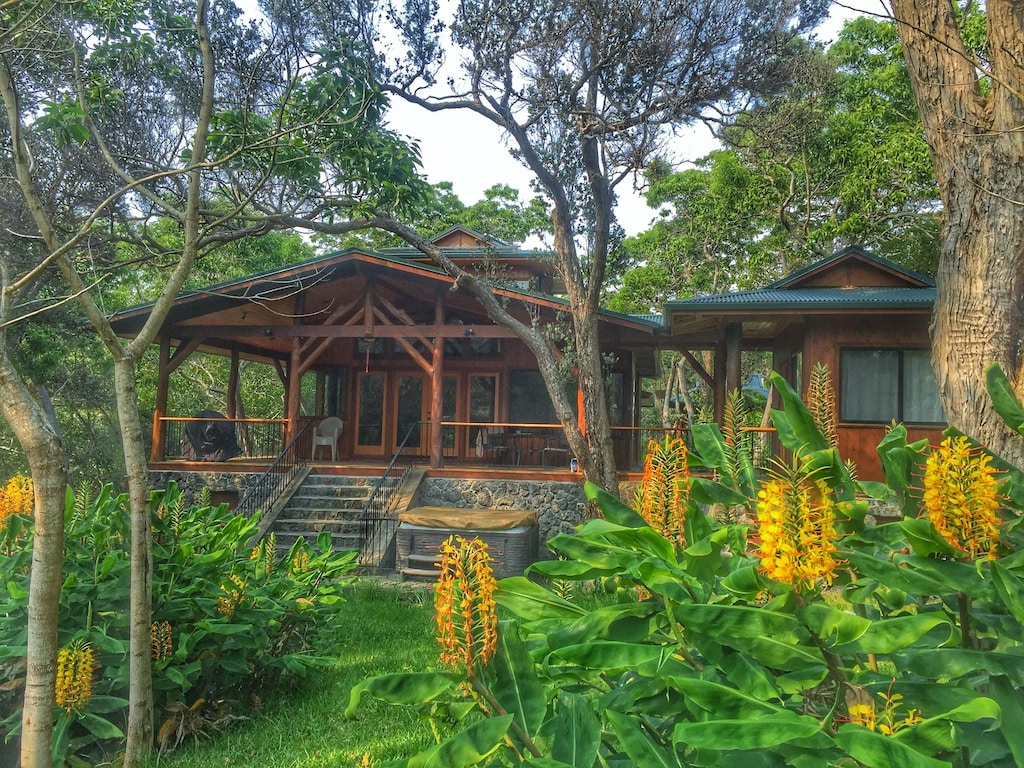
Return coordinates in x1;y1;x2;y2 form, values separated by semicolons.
681;350;715;390
167;337;204;374
166;323;520;339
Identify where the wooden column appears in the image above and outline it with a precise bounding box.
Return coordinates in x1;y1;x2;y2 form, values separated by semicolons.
285;293;307;442
151;335;171;463
713;336;727;425
725;322;743;396
714;322;743;425
430;291;445;469
226;348;239;419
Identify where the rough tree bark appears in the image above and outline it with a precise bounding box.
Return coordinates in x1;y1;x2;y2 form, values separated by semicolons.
891;0;1024;465
0;352;68;768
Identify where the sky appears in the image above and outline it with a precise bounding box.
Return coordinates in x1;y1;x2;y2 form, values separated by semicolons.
382;1;890;239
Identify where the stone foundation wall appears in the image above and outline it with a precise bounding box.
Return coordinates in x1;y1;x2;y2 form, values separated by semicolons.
149;470;261;507
415;478;588;546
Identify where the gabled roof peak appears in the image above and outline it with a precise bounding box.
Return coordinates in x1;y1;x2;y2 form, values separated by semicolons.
769;245;934;289
430;225;516;250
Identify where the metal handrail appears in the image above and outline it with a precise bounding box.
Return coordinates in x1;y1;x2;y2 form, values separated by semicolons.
235;422;312;519
358;422;419;568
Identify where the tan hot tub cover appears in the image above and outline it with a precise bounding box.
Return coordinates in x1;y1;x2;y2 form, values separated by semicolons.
399;506;539;530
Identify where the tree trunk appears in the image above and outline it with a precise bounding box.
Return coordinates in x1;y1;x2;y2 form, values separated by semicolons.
114;358;154;765
0;352;68;768
892;0;1024;466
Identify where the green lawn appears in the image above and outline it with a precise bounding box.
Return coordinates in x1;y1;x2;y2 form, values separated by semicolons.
148;579;439;768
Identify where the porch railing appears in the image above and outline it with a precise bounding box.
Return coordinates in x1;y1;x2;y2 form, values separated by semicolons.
157;417;288;462
234;422;312;519
357;422;418;570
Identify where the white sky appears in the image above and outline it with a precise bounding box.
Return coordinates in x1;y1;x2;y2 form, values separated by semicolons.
383;1;890;238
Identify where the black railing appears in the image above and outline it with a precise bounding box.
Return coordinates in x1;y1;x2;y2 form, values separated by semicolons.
159;417;286;461
358;423;419;570
234;422;312;519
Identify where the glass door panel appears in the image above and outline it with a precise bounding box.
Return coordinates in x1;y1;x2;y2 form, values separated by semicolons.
442;376;457;457
356;372;385;453
396;375;424;452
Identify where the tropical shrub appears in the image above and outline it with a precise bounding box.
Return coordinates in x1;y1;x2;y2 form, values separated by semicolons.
0;483;358;765
349;366;1024;767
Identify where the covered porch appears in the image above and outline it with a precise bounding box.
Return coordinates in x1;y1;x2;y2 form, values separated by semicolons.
110;232;662;477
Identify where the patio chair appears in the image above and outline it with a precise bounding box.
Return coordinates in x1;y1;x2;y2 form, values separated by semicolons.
311;417;344;461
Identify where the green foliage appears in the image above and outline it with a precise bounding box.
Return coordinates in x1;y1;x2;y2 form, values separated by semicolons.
0;483;358;765
349;367;1024;767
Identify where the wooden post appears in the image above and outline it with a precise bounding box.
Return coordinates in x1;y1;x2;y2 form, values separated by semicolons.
714;335;727;425
227;348;239;419
430;291;445;469
151;335;170;463
725;322;742;396
285;293;306;443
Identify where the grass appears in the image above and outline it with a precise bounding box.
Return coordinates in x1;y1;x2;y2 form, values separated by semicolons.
148;579;440;768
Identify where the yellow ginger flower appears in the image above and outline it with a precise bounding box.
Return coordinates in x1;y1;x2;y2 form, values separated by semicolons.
218;574;245;617
55;640;96;712
151;621;173;662
847;689;922;735
754;473;839;591
922;435;1003;560
291;549;310;574
634;436;690;548
0;474;32;532
435;536;498;678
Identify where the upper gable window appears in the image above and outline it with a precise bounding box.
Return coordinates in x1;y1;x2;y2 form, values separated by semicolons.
839;348;944;425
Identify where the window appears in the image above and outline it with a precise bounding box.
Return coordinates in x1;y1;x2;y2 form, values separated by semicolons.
839;348;944;424
509;370;578;424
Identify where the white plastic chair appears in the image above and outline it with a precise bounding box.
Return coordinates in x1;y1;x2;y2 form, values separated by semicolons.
311;417;344;461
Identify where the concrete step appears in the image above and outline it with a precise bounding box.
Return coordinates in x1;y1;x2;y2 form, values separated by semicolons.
274;529;362;551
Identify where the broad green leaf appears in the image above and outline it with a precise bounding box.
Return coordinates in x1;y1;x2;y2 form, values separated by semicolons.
78;711;125;740
835;726;949;768
991;675;1024;765
992;562;1024;626
689;476;749;506
547;601;665;649
667;678;785;719
674;603;803;640
545;533;639;572
893;697;1000;755
550;692;600;767
690;422;728;470
584;481;647;528
496;577;587;620
674;713;820;750
408;714;513;768
551;641;671;672
798;603;871;647
607;708;680;767
832;613;954;655
723;635;823;669
895;648;1024;685
345;672;455;718
986;362;1024;436
523;759;575;768
769;371;829;452
491;622;546;742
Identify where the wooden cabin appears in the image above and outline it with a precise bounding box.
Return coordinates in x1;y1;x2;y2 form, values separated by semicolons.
662;246;943;480
109;227;661;475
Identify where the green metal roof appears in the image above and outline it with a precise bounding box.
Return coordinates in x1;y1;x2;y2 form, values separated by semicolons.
665;286;935;312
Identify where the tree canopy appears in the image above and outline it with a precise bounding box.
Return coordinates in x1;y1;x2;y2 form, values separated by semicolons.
608;16;939;314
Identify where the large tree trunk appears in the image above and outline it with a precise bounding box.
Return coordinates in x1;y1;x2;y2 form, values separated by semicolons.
0;352;68;768
892;0;1024;466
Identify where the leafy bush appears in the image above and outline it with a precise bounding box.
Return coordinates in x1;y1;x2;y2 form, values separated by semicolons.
350;366;1024;767
0;483;357;765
